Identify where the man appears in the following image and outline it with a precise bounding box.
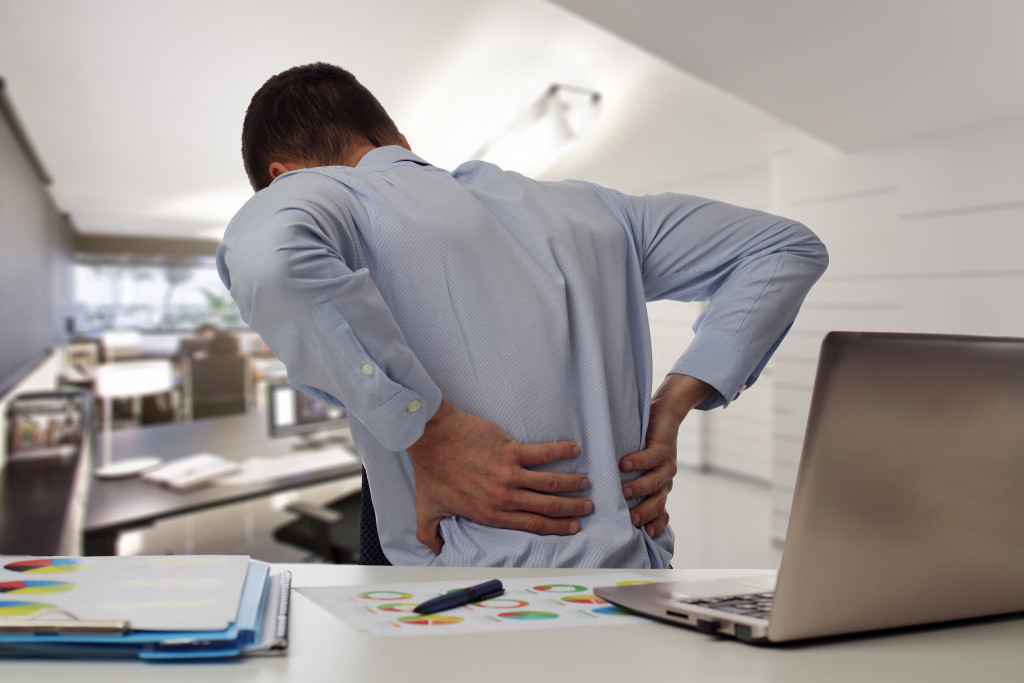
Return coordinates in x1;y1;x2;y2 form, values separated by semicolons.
217;63;827;568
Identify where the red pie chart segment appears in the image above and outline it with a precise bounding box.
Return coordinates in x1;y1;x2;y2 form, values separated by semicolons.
0;580;75;594
4;558;95;574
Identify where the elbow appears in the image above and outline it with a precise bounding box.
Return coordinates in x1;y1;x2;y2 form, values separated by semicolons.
789;220;829;278
811;234;829;276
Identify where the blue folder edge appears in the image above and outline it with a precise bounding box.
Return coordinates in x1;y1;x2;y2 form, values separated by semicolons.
0;560;291;660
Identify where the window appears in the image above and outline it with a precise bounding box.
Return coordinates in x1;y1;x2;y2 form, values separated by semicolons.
73;256;242;334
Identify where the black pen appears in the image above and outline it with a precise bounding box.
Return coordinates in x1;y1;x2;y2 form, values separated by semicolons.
412;579;504;614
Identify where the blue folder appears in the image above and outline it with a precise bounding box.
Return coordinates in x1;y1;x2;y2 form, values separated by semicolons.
0;558;290;660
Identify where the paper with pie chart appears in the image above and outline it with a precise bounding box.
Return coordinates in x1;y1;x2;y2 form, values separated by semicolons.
296;573;660;636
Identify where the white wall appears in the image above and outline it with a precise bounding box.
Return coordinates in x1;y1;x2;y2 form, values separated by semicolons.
767;118;1024;541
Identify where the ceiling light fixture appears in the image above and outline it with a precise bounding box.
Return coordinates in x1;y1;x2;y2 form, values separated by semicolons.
473;83;601;176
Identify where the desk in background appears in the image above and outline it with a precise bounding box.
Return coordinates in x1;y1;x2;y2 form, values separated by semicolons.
2;565;1021;682
84;412;361;555
0;390;93;556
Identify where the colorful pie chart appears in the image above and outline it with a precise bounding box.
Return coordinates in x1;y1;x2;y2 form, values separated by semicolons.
593;606;632;616
532;584;586;593
4;558;95;574
0;600;55;616
377;603;418;612
498;611;559;620
474;598;531;609
397;614;463;626
0;580;75;595
359;590;414;600
561;595;607;605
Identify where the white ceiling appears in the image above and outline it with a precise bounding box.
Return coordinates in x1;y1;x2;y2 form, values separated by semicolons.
1;0;1022;241
552;0;1024;150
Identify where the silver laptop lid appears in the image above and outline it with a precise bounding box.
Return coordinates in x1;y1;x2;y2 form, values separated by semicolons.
769;331;1024;641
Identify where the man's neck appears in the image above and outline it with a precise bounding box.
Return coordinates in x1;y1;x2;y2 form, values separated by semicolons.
347;142;379;167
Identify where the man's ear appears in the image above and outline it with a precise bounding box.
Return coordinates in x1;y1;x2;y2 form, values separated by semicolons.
269;160;306;180
400;134;411;151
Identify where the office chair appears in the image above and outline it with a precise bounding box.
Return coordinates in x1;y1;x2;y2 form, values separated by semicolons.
185;355;251;420
273;491;362;563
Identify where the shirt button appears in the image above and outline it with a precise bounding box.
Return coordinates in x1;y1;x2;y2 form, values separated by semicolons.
361;363;374;375
406;399;421;413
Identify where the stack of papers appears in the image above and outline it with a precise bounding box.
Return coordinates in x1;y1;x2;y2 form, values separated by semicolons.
297;573;657;637
0;555;289;660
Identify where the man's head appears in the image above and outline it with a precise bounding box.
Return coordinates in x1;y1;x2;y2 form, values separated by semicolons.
241;62;404;191
196;322;218;338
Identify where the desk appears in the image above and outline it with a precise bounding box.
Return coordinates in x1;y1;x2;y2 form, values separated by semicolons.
84;413;361;554
0;454;84;555
0;390;93;556
2;565;1022;682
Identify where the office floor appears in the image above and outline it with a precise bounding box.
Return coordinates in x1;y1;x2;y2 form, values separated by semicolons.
121;467;783;570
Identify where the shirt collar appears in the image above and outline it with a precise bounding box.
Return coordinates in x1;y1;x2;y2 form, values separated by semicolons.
356;145;434;171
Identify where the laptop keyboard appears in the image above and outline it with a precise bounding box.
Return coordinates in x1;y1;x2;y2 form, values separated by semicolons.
686;592;774;620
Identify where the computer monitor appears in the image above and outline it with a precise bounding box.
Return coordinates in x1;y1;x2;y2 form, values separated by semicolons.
266;381;349;447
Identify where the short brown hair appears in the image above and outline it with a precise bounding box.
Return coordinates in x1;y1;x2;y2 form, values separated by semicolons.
241;63;402;191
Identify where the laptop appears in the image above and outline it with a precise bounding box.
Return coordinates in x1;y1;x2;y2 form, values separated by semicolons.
596;331;1024;643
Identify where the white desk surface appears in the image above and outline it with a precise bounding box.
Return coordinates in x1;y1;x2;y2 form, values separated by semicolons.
5;564;1022;682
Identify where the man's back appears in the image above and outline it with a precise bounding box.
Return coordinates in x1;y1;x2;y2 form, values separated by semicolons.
373;153;656;566
220;145;826;567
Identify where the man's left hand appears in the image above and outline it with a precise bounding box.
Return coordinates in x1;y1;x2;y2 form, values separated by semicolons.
620;374;715;537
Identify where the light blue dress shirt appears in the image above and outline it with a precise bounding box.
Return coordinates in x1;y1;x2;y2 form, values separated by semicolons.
217;146;827;568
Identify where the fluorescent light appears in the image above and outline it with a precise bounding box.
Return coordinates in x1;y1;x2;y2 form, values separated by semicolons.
473;84;601;176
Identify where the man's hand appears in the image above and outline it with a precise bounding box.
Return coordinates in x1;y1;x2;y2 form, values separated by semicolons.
407;398;592;555
620;374;714;538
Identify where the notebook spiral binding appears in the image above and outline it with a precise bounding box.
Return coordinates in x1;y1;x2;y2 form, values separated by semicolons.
275;571;292;642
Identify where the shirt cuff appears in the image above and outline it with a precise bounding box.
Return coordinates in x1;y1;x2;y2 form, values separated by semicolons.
670;328;760;410
360;379;443;452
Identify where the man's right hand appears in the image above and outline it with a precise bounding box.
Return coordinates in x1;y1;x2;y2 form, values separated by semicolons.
406;397;592;555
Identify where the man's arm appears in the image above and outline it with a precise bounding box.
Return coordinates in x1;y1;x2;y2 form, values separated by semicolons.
590;187;827;535
627;193;829;408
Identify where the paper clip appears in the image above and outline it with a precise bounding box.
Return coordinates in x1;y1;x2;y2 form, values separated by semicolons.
0;608;128;635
